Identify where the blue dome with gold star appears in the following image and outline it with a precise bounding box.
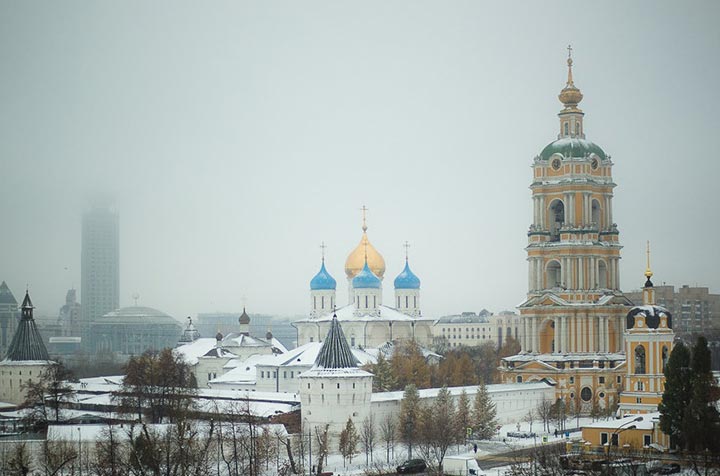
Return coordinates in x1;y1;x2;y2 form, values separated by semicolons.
394;260;421;289
310;261;336;290
352;262;382;289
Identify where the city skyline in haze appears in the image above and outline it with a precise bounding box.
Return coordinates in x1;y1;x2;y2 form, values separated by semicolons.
1;1;719;320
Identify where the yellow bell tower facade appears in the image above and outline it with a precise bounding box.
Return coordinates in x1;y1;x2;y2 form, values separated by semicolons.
500;49;633;412
618;244;674;414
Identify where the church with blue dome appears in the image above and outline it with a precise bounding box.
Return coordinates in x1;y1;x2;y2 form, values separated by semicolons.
296;212;434;348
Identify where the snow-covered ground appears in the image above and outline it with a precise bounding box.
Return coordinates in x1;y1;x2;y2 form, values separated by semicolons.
293;417;608;476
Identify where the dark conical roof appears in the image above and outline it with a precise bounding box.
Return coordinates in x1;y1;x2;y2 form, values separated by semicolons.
314;315;359;369
0;281;17;306
4;291;50;361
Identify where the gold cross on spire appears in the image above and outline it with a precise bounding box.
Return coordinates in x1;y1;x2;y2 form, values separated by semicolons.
403;241;411;261
645;241;653;278
566;44;575;86
360;205;368;232
320;241;327;262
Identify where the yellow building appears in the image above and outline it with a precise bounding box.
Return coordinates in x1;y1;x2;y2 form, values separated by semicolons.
581;412;670;452
499;49;633;411
618;247;674;414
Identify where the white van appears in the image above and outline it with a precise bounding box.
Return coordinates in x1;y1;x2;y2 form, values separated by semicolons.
442;456;483;476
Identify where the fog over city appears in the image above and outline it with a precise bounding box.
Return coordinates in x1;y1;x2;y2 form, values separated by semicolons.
1;1;719;321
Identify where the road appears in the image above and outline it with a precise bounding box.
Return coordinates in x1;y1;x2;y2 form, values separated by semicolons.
475;441;567;470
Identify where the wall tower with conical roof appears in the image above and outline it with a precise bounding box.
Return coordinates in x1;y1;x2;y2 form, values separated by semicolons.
299;314;373;441
0;291;54;405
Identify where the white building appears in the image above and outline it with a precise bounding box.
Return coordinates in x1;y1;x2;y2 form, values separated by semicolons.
294;218;435;348
433;310;523;349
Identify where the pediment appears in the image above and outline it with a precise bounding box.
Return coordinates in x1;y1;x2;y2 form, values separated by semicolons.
515;359;559;372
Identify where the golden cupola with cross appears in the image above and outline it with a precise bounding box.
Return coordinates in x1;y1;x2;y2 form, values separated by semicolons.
344;207;386;300
500;48;633;413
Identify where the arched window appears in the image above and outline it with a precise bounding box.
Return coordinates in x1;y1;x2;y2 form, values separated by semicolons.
598;261;608;288
564;122;569;136
575;122;580;136
313;296;316;310
591;199;601;228
547;260;562;288
662;346;669;372
548;199;565;240
635;345;646;374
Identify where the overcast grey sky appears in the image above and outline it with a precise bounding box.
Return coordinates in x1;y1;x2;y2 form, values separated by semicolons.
1;1;719;320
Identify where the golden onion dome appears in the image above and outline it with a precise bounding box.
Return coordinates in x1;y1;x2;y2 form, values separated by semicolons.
345;231;386;280
558;53;583;109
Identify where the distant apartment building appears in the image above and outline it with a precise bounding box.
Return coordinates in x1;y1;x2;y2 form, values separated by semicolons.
626;284;719;334
433;310;522;349
81;206;119;347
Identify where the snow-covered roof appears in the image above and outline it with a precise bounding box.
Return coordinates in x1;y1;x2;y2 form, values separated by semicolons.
371;382;554;403
210;342;376;385
503;352;626;363
583;412;658;431
294;304;434;323
364;341;440;361
175;338;220;365
223;333;271;348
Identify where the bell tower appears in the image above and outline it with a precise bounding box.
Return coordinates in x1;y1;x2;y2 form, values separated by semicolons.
521;48;629;356
618;244;674;414
501;49;633;411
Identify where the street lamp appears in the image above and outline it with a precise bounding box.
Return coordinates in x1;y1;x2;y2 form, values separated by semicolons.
77;427;82;476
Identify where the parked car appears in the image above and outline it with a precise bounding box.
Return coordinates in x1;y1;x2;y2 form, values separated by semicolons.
397;459;427;474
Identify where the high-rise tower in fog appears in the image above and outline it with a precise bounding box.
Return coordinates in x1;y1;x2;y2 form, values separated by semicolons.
81;206;119;341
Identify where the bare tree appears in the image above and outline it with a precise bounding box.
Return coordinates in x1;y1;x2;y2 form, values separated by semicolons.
117;349;197;424
523;408;535;434
313;425;330;476
94;423;129;476
276;430;301;475
379;414;397;463
6;442;33;476
360;414;377;465
22;361;74;430
41;439;79;476
536;396;554;433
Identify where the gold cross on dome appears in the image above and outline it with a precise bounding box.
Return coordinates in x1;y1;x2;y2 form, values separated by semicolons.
320;241;327;261
567;44;573;59
360;205;368;232
403;241;411;260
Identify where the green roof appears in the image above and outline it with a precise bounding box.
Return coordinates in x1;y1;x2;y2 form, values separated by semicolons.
540;138;607;161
